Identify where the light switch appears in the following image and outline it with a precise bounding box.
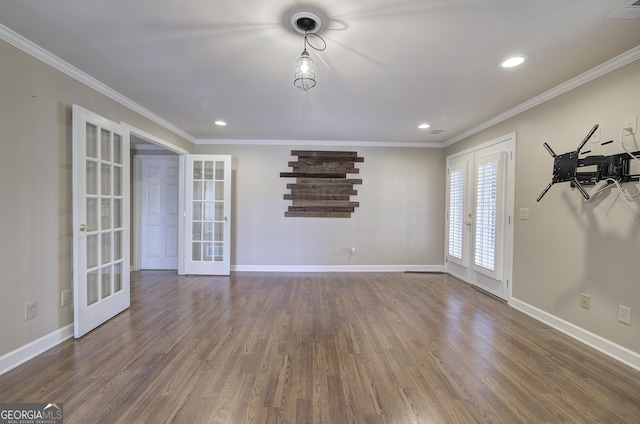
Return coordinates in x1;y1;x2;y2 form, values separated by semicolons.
519;208;529;220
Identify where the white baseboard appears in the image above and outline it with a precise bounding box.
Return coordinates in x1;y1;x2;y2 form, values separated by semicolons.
510;298;640;371
0;324;73;376
231;264;445;273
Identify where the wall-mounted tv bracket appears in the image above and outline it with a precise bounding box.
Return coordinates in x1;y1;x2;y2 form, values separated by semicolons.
536;124;640;202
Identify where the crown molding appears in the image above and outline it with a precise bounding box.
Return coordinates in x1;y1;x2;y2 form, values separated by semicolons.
444;45;640;147
0;23;439;149
0;23;196;144
5;20;637;150
195;138;443;148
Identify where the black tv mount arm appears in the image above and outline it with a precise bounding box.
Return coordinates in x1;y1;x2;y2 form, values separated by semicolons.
536;124;640;202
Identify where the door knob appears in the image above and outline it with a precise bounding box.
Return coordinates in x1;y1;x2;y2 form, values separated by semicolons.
79;224;93;232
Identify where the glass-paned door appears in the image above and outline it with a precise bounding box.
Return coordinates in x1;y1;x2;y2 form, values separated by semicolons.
73;105;130;338
184;155;231;275
445;135;514;301
447;161;468;266
474;153;506;280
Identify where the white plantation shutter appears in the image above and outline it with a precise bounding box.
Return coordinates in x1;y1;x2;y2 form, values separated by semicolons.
473;153;506;279
447;163;466;264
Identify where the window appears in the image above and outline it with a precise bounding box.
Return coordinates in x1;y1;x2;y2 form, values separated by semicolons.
448;163;466;264
473;153;506;279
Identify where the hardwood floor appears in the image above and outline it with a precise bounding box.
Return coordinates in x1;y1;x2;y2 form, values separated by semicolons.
1;271;639;423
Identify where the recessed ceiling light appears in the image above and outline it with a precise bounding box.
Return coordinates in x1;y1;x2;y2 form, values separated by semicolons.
418;123;431;129
214;120;227;126
500;56;526;68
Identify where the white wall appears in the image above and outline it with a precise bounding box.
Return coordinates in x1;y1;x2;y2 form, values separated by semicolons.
446;57;640;356
194;144;445;270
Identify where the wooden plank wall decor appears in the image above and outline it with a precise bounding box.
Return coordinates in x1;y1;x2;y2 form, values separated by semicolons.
280;150;363;217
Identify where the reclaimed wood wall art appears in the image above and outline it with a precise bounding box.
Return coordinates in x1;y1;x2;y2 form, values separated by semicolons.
280;150;364;217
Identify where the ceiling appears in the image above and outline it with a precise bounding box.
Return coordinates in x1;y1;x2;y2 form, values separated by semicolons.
1;0;639;145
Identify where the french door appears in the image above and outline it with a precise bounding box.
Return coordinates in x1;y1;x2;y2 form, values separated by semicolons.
72;105;130;338
445;135;515;301
183;155;232;275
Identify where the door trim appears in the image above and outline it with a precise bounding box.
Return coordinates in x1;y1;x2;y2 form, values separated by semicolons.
124;125;188;272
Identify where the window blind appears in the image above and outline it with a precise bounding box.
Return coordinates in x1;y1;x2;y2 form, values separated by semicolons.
448;166;465;262
473;153;505;279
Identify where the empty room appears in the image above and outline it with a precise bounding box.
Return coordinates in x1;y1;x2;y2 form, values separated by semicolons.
1;1;640;423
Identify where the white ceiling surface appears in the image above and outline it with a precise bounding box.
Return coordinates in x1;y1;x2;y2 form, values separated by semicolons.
1;1;639;145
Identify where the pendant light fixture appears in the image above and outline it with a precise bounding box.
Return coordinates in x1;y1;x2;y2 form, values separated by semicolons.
294;34;316;90
292;13;326;91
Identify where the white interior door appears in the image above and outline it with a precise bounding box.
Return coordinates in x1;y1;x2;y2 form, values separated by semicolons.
140;156;179;270
183;155;231;275
72;105;130;338
446;135;515;301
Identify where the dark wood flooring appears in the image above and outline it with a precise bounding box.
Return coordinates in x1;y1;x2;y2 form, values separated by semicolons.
1;271;639;423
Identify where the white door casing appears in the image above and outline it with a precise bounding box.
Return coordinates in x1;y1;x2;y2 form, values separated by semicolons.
72;105;130;338
183;155;232;275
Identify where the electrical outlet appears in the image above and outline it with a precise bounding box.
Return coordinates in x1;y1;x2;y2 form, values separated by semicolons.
624;116;637;134
618;305;631;325
580;293;590;309
334;248;341;256
61;289;71;306
24;301;37;320
350;246;357;255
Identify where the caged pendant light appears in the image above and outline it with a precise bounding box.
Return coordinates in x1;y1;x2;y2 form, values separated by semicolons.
294;35;316;90
292;14;326;91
